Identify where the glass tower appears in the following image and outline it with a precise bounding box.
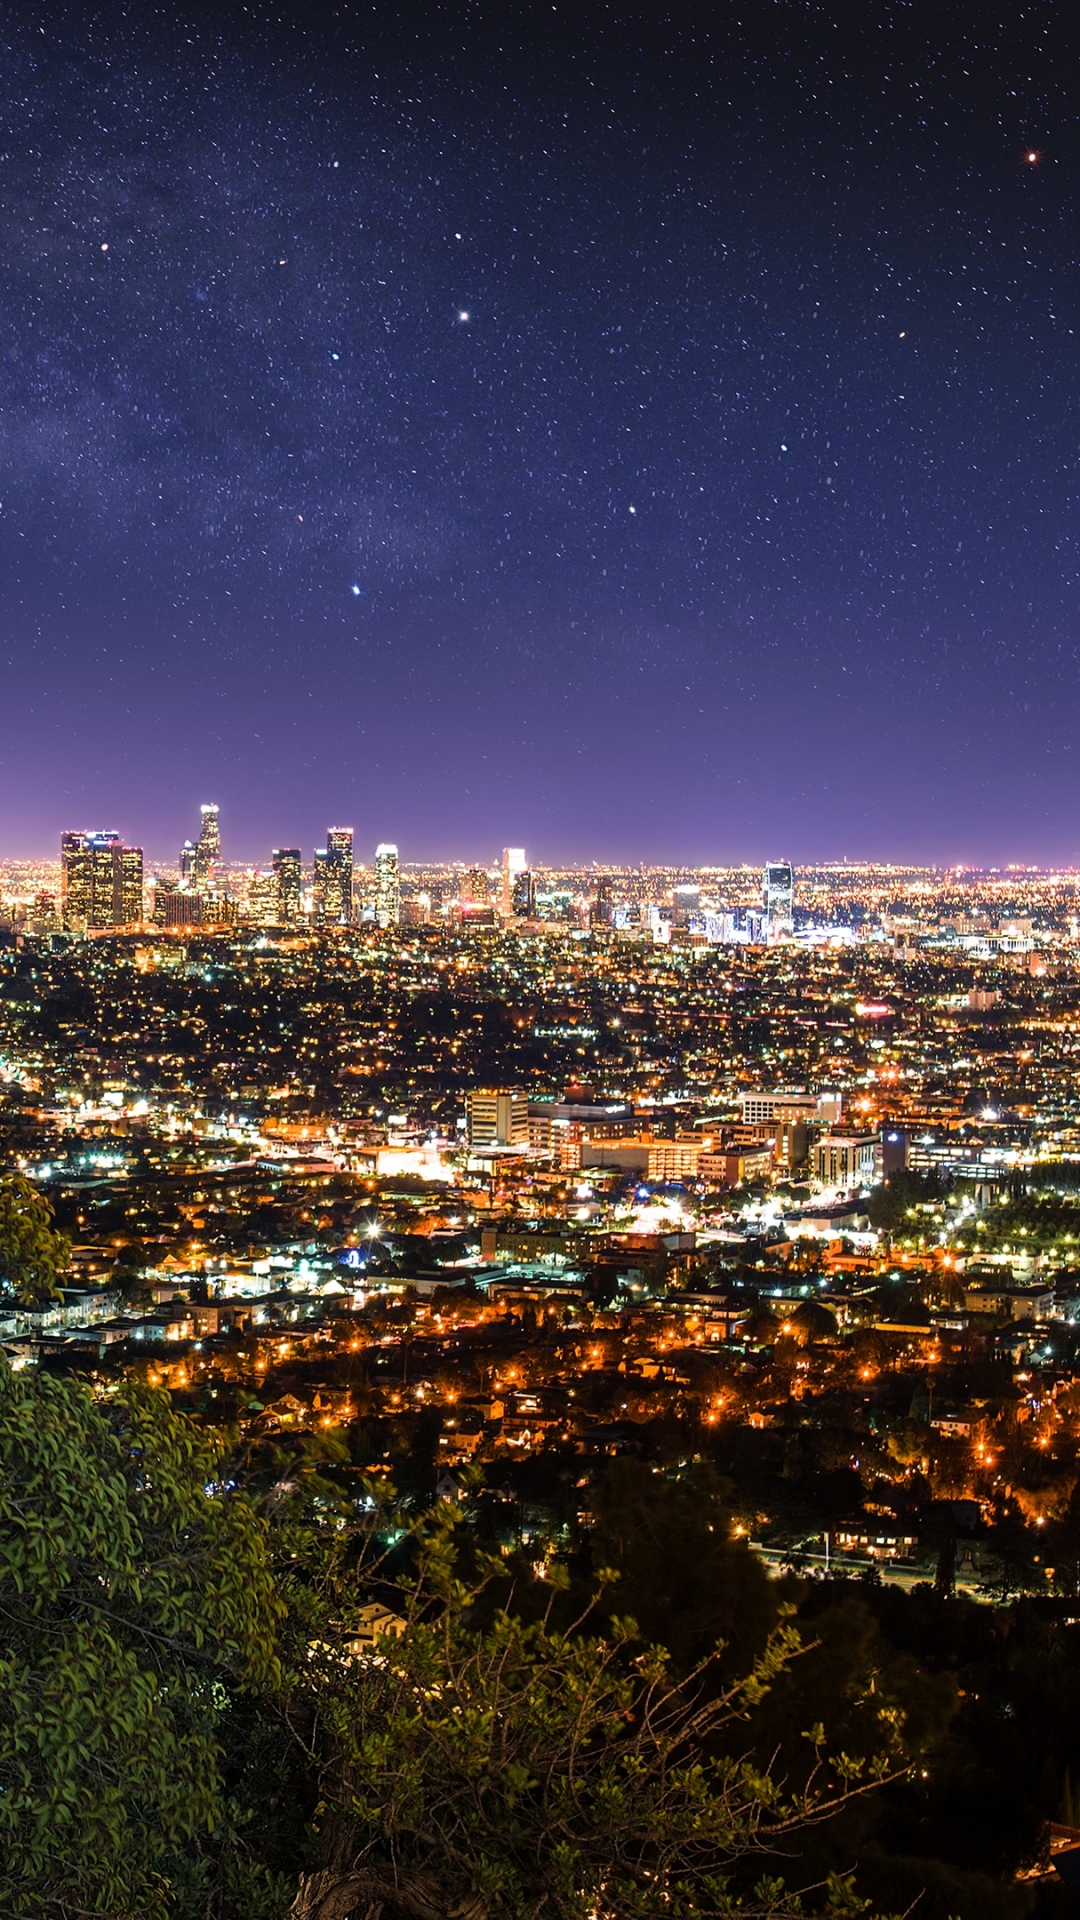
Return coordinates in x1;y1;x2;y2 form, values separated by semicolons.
762;861;795;939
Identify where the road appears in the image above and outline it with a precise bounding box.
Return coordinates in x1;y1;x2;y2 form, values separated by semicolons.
751;1543;989;1599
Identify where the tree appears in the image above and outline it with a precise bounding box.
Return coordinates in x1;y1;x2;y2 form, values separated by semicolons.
0;1171;71;1306
286;1502;906;1920
111;1258;156;1311
741;1307;781;1347
788;1301;838;1346
587;1458;779;1677
0;1376;908;1920
866;1171;949;1238
0;1359;284;1919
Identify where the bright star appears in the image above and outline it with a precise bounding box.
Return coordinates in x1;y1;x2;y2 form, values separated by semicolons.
458;310;470;322
350;584;362;597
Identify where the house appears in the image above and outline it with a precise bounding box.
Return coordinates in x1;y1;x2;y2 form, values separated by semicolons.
964;1283;1053;1322
259;1393;308;1427
348;1603;407;1654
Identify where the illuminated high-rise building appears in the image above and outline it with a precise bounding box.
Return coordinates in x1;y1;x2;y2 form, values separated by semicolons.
500;847;526;916
152;883;203;928
193;804;221;888
61;831;144;931
61;831;101;928
464;866;491;907
374;843;400;929
590;875;614;929
673;883;700;928
118;846;144;926
465;1087;529;1149
314;827;354;926
248;871;277;927
762;861;795;940
272;848;303;925
511;868;535;918
312;849;329;923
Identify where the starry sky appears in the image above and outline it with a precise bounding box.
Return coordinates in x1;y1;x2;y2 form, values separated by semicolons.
1;1;1078;866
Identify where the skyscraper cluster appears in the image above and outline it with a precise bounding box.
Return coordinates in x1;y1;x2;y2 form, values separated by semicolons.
58;810;410;934
60;832;143;932
56;813;797;946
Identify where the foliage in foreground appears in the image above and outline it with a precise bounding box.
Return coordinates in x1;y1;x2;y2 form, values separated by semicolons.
0;1363;283;1919
288;1518;903;1920
0;1359;908;1920
0;1171;71;1306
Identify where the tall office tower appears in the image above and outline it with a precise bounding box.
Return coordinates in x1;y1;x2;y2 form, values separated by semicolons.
248;871;277;927
464;866;491;907
312;848;329;924
673;883;700;928
374;843;400;928
762;861;795;940
178;840;196;884
511;867;535;918
272;848;303;925
465;1087;529;1149
590;875;614;929
61;831;144;930
500;847;527;916
119;845;144;927
315;826;354;925
193;804;221;888
61;831;98;928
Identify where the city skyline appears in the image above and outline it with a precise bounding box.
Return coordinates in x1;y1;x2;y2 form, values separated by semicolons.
7;828;1079;943
6;796;1080;874
11;829;1080;872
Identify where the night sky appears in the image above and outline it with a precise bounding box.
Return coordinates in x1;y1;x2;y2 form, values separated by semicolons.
1;3;1078;865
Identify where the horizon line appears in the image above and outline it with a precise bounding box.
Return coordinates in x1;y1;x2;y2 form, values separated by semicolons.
2;849;1080;876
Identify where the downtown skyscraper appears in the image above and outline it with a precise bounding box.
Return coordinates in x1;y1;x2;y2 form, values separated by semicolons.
374;843;400;929
192;804;221;888
313;828;354;926
271;848;303;925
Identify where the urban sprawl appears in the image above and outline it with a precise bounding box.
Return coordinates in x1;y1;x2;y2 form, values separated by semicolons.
2;813;1080;1601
